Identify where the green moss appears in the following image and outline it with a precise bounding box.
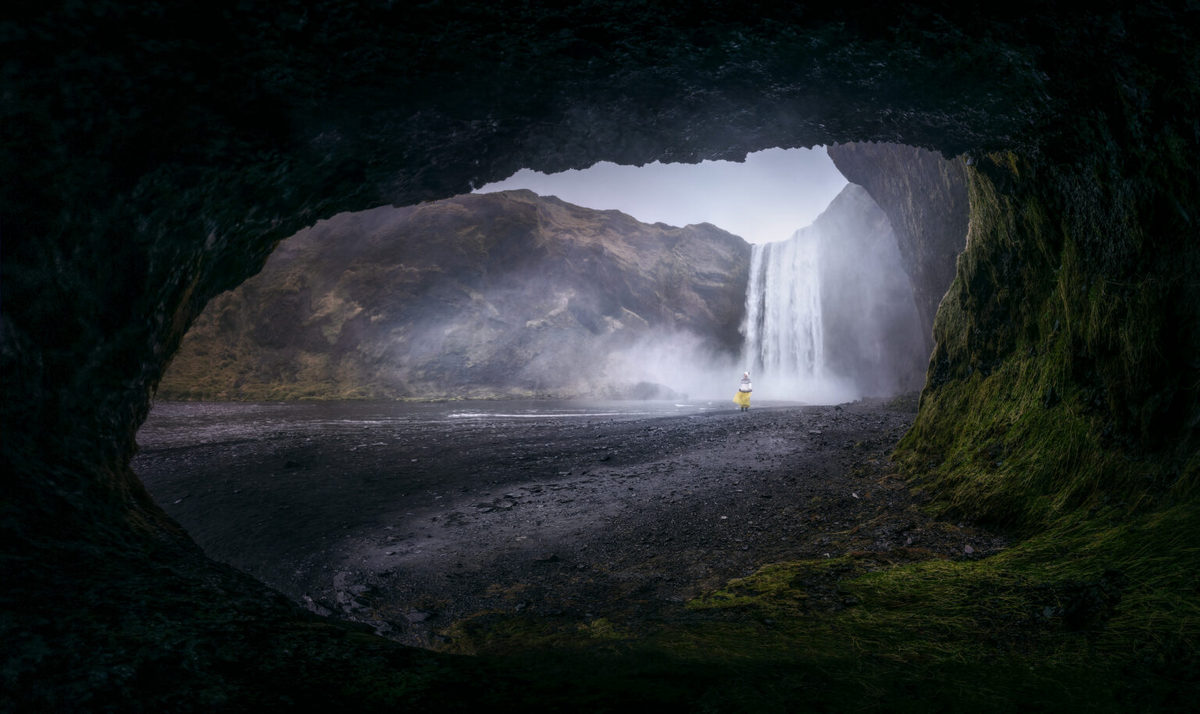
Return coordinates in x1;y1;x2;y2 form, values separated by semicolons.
901;149;1196;528
434;507;1196;710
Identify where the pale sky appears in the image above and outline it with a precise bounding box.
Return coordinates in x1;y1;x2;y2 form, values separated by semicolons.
474;146;848;245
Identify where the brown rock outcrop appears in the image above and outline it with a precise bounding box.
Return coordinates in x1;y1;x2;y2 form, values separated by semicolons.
158;190;749;400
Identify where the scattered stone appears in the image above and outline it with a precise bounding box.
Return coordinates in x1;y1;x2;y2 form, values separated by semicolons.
141;395;1009;654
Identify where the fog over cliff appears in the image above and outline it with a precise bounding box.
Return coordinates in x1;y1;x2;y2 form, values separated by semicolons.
158;190;752;402
159;184;925;405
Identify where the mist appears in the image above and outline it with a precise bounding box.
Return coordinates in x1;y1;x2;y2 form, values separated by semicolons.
601;330;744;402
565;184;925;407
159;174;924;408
470;147;926;406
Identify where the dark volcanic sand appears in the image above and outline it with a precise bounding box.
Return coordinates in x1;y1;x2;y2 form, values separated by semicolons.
134;398;1006;648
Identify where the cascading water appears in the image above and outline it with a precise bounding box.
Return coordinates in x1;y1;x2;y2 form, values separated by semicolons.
738;183;926;404
743;235;825;378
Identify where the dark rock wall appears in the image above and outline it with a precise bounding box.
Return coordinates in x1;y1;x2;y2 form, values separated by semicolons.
157;190;749;400
2;1;1198;707
902;141;1199;527
826;143;970;355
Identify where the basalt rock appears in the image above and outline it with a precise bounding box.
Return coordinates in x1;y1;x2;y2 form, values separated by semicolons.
157;190;749;401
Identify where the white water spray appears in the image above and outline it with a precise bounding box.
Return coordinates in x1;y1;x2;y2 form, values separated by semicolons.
741;232;856;404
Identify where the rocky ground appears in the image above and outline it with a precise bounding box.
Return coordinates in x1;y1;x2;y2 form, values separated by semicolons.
134;396;1007;651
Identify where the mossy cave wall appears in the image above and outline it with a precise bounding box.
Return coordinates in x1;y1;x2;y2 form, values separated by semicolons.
2;1;1197;708
907;146;1199;530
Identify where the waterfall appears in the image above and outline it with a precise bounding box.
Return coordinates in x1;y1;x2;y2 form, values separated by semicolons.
738;184;926;404
741;232;836;401
743;234;826;379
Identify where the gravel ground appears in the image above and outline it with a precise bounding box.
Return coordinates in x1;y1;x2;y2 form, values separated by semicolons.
134;397;1007;648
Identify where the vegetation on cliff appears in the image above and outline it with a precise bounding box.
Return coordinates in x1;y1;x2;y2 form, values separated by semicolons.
158;190;749;401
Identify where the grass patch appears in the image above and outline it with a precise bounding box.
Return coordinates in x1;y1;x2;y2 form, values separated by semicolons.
441;511;1196;711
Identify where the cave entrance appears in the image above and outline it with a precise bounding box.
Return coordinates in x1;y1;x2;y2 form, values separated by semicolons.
155;144;956;407
135;141;968;647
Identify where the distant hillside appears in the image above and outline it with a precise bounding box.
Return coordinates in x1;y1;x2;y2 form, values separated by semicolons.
157;190;751;400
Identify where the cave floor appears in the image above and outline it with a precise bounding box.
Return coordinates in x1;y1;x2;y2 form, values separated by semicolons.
134;397;1007;651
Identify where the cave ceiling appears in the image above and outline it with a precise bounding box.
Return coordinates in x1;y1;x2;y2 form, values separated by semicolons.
2;2;1193;527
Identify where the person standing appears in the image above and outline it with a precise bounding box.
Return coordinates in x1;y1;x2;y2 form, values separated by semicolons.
734;372;752;411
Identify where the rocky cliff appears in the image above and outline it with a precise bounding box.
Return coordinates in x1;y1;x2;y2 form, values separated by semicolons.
743;182;926;401
826;143;970;354
157;190;749;401
811;184;927;396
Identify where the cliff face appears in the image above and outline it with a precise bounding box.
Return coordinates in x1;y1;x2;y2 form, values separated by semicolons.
158;190;749;400
901;146;1200;529
826;143;970;354
811;184;927;396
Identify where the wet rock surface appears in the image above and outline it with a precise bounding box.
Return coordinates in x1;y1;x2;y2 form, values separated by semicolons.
135;397;1006;649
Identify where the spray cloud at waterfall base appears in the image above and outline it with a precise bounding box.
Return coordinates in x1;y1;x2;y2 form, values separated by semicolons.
741;236;858;405
603;185;926;407
601;330;746;402
740;184;926;405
